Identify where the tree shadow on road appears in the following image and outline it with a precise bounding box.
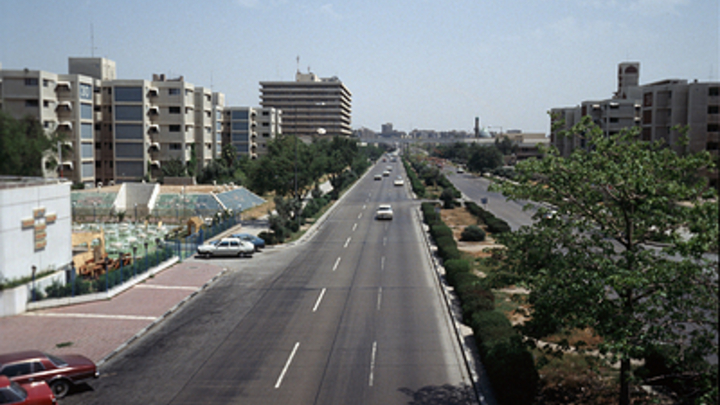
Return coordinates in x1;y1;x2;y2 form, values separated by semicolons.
399;383;476;405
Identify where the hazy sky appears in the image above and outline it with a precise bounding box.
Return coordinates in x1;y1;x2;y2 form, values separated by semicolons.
1;0;717;133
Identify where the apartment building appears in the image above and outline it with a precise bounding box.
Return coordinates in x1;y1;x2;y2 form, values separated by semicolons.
260;71;351;138
2;58;227;185
0;67;101;187
551;62;719;187
223;107;282;159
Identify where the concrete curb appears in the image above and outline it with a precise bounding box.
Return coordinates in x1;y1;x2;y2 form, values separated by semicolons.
97;266;229;367
26;257;180;311
414;206;496;405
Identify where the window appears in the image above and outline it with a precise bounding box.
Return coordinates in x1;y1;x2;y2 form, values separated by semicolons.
643;92;653;107
81;123;93;139
609;118;619;123
232;110;249;120
170;143;182;150
43;79;50;87
169;125;181;132
169;106;181;114
95;142;101;149
81;103;93;119
116;143;144;158
708;124;719;132
25;99;39;107
709;105;719;114
1;362;34;377
94;123;101;130
116;162;144;177
262;111;269;116
710;87;719;96
82;162;94;178
79;83;93;100
43;121;52;129
81;143;94;158
114;87;143;102
24;78;38;86
115;105;143;121
232;122;248;131
168;88;180;96
262;122;269;127
43;100;50;107
115;124;143;140
185;89;193;95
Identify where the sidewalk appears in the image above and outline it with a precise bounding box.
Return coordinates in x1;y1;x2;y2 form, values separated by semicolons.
0;220;269;365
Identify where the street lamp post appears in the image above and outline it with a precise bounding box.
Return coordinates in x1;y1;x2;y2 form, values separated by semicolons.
144;241;149;272
132;245;137;279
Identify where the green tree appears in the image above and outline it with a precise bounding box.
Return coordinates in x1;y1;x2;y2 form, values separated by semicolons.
0;111;67;176
491;116;718;404
495;135;518;156
161;158;187;178
467;145;503;173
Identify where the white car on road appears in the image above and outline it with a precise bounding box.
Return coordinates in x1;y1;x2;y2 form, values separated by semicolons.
197;237;255;258
375;204;394;220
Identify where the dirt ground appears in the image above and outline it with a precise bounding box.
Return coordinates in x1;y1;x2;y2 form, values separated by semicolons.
440;206;502;258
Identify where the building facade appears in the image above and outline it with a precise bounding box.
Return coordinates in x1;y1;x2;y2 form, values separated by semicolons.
1;58;227;186
551;62;718;187
0;69;100;187
260;71;351;138
223;107;282;159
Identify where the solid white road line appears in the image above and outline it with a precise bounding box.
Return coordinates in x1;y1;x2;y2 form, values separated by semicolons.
369;341;378;387
24;312;156;321
312;288;327;312
344;237;352;248
275;342;300;389
332;257;342;271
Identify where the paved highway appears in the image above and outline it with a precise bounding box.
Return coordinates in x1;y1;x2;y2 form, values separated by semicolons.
444;170;535;231
65;159;477;405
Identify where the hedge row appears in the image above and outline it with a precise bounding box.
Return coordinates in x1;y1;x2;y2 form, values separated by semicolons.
402;157;426;197
421;202;537;405
465;201;512;234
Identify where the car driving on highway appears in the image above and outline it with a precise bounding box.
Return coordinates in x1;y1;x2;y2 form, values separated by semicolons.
375;204;394;220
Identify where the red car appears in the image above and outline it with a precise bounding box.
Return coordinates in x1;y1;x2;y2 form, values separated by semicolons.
0;376;56;404
0;351;98;398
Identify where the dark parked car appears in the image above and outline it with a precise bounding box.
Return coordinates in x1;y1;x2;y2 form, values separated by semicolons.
230;233;266;251
0;376;55;405
0;351;98;398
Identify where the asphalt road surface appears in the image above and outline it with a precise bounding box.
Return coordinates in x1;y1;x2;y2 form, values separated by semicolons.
64;160;477;405
444;170;535;231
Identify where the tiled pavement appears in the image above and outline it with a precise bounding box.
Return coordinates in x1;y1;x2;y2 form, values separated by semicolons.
0;260;226;364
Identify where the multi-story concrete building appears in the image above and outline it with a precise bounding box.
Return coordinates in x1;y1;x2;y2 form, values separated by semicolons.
260;71;351;138
0;67;100;187
2;58;226;185
551;62;718;187
223;107;282;159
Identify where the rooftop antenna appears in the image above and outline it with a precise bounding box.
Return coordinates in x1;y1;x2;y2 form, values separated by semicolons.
296;55;300;74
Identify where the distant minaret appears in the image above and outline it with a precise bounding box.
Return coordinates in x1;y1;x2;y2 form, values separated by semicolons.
474;117;480;138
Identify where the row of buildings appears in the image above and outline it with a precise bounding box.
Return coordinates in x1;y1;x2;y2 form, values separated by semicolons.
0;58;352;187
550;62;719;188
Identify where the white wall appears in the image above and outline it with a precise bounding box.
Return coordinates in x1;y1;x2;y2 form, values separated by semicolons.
0;180;72;282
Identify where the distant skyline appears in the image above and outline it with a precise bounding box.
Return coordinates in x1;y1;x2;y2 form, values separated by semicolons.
1;0;717;134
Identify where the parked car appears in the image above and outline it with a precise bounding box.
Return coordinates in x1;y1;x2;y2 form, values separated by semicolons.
393;177;405;186
0;351;98;398
197;237;254;258
375;205;394;220
230;233;266;251
0;376;56;405
374;174;382;181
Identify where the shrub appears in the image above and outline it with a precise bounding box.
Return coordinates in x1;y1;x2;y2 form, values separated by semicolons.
430;223;453;240
460;225;486;242
435;235;460;262
440;187;457;208
444;259;470;285
258;231;277;245
470;311;538;405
